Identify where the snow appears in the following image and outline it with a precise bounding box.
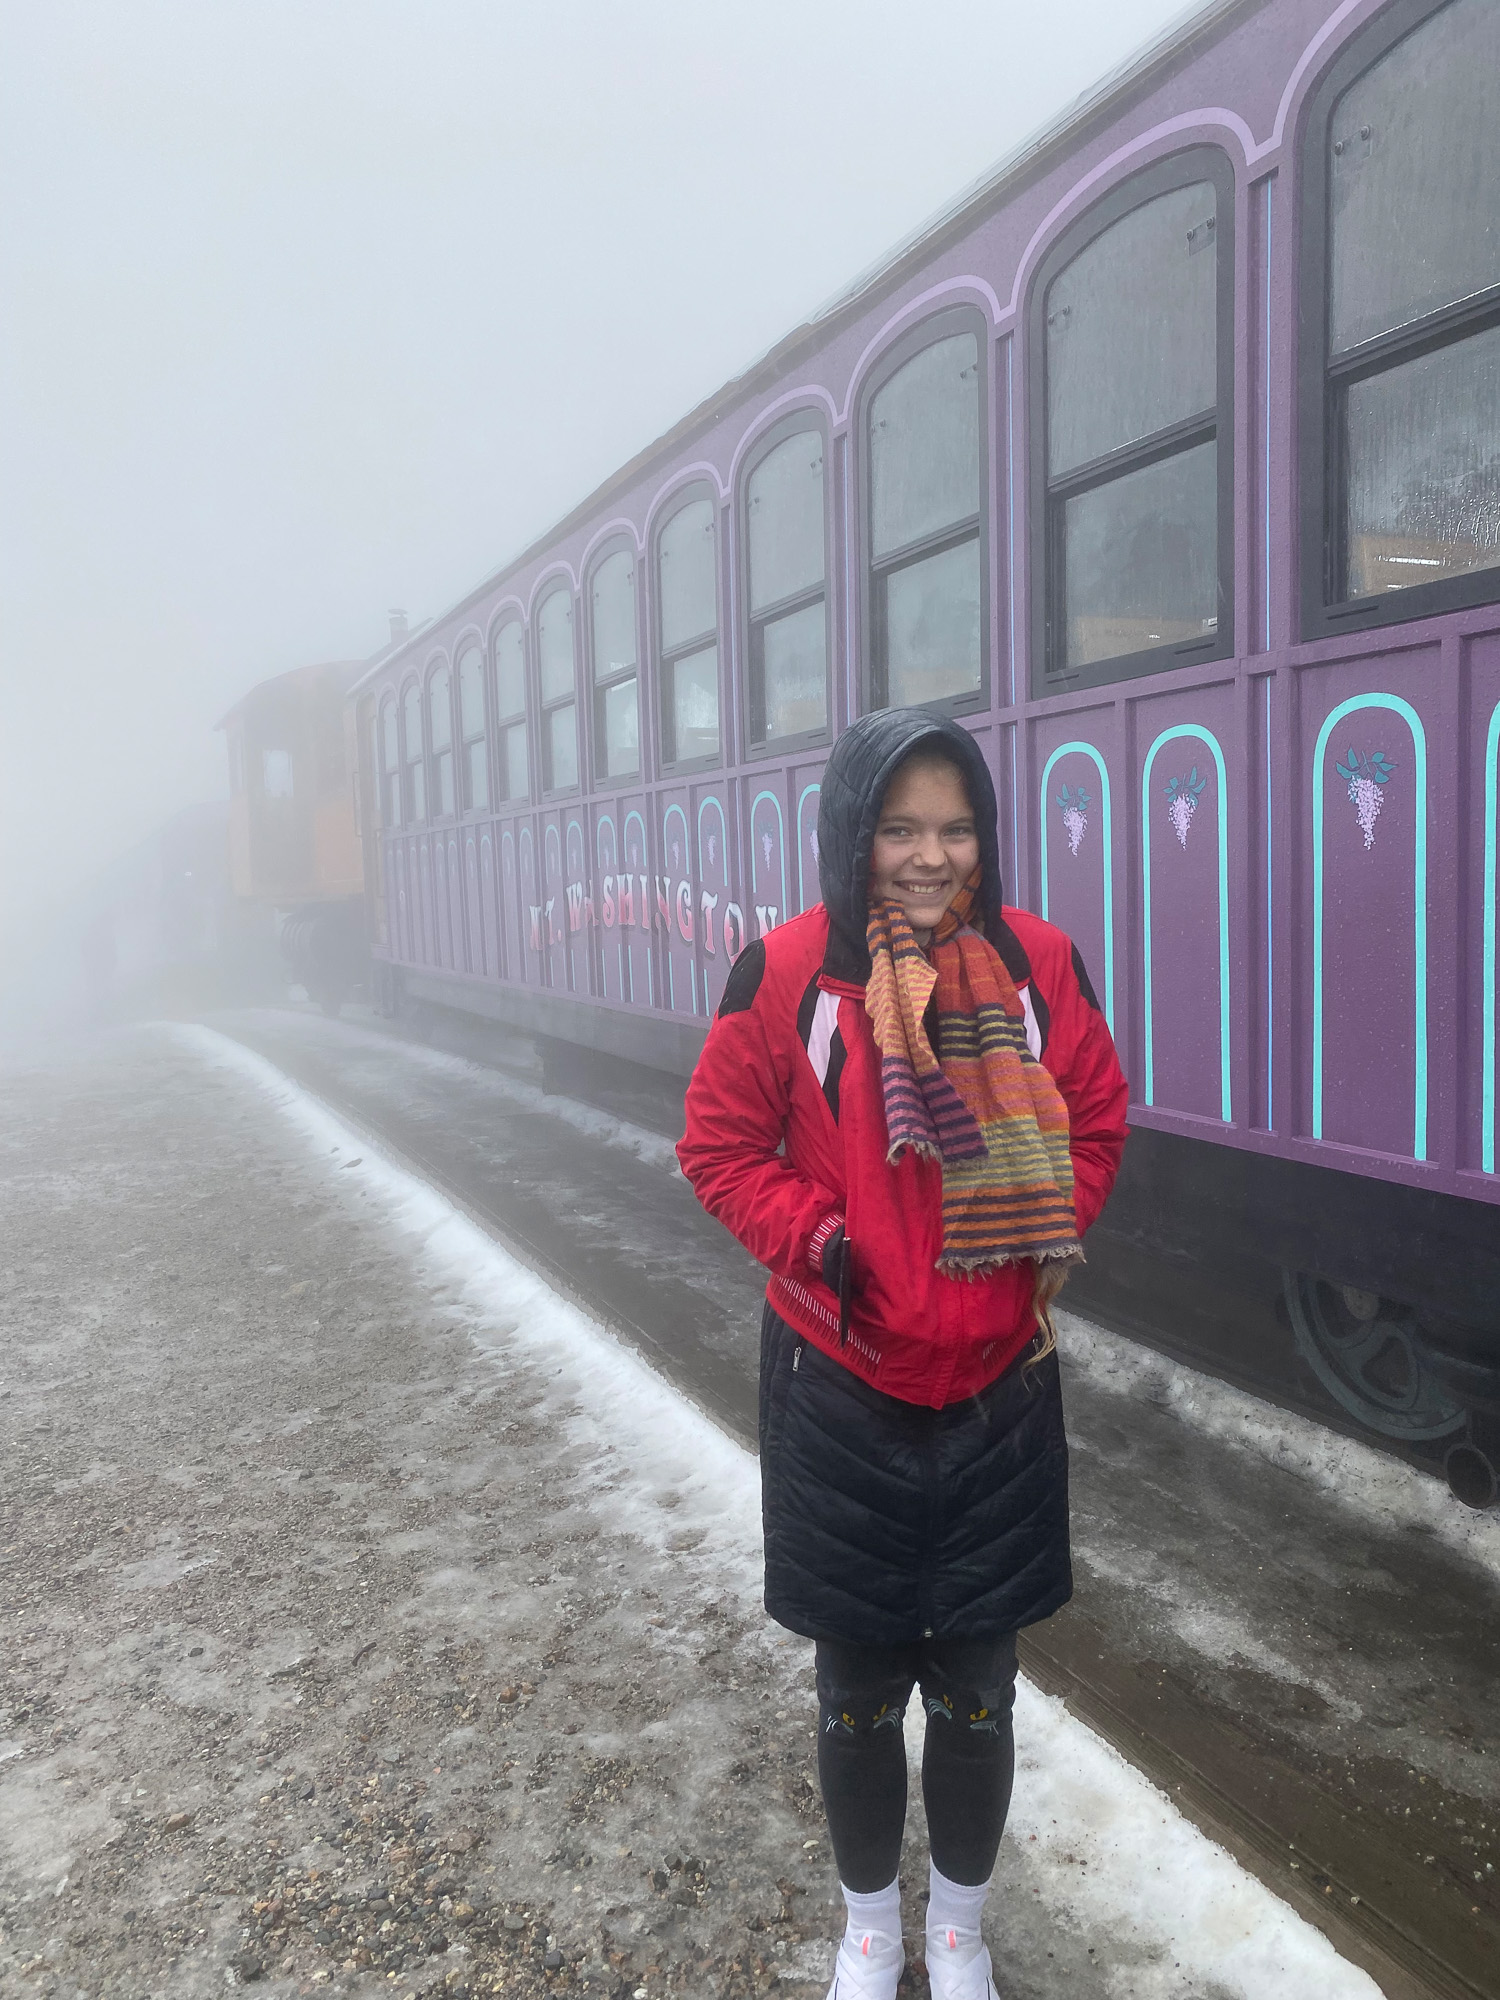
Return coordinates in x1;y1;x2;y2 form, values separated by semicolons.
173;1022;1384;2000
1057;1308;1500;1585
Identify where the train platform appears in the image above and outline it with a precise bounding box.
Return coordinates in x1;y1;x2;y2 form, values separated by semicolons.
0;1020;1494;2000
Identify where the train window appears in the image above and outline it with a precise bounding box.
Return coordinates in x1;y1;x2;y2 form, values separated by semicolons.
457;645;488;813
865;318;984;711
427;665;455;818
537;586;578;792
658;494;720;766
493;619;529;803
589;548;639;782
1030;148;1235;692
745;422;829;751
402;683;426;822
1301;0;1500;634
261;749;293;799
380;699;400;826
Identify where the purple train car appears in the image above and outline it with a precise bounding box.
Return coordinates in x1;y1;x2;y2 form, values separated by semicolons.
351;0;1500;1496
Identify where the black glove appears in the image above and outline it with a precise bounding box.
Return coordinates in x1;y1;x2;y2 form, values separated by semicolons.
820;1226;854;1346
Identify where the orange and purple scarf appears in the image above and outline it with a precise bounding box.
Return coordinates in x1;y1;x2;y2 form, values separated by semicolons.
864;870;1081;1277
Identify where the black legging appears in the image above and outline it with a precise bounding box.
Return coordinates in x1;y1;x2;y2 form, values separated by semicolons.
814;1631;1019;1892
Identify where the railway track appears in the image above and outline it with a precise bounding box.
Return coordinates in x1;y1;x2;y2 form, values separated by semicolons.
209;1006;1500;2000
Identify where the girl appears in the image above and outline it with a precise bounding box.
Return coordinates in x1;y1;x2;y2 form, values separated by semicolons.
678;708;1128;2000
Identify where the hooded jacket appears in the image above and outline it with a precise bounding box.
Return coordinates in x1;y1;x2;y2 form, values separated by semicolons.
678;709;1129;1407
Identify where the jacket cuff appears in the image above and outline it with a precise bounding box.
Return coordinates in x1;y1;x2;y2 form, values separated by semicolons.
806;1209;845;1281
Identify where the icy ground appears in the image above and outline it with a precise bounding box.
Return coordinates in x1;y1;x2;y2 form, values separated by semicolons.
1;1028;1382;2000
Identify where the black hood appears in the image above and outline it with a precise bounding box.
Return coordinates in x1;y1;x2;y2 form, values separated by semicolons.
815;707;1005;984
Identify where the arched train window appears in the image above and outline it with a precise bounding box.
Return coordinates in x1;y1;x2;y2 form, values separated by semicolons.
1300;0;1500;633
457;645;488;812
427;664;454;818
537;587;578;792
493;620;529;802
865;317;984;710
590;548;639;781
402;683;426;823
1032;148;1234;691
745;423;828;750
658;496;720;766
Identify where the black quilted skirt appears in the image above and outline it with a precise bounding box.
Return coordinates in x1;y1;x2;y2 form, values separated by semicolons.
758;1302;1072;1645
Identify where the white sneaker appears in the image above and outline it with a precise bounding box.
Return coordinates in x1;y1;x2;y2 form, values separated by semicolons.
925;1924;998;1999
824;1925;904;2000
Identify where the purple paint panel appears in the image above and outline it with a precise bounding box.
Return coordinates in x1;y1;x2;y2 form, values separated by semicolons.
562;813;596;997
615;796;655;1009
592;806;624;1003
748;780;790;943
694;784;734;1015
415;836;434;967
446;831;465;973
388;841;403;962
657;789;698;1017
432;835;449;969
1308;668;1428;1158
515;820;543;987
540;814;574;993
1034;724;1112;1011
1146;744;1223;1120
792;761;827;917
476;828;499;979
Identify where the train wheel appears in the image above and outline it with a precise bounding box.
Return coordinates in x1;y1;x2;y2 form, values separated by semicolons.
1282;1272;1467;1443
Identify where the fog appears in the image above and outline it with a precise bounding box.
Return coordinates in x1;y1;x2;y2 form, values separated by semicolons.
0;0;1186;993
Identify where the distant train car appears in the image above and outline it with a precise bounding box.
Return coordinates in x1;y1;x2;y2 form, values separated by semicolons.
349;0;1500;1499
69;801;242;1020
220;659;368;1013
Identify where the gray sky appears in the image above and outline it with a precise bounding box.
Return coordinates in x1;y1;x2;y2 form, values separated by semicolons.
1;0;1186;953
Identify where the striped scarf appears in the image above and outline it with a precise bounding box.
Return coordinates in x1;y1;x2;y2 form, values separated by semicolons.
864;869;1081;1277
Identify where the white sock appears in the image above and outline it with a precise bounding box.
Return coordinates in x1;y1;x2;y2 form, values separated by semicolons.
840;1876;903;1959
926;1861;989;1966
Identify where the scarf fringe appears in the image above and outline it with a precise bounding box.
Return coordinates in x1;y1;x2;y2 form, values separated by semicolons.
936;1245;1085;1280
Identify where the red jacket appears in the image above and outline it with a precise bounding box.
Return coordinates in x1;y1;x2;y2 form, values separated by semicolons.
678;903;1128;1407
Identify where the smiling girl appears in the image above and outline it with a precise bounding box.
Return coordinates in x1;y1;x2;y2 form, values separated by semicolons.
678;708;1128;2000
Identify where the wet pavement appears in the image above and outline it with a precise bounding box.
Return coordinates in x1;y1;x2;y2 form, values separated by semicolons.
2;1022;1383;2000
203;1006;1500;2000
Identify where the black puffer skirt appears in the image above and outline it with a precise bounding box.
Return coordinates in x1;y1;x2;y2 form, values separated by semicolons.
758;1303;1072;1645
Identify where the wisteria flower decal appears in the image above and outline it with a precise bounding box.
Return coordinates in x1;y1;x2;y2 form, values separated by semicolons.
1334;747;1395;850
1164;767;1207;849
1056;783;1090;857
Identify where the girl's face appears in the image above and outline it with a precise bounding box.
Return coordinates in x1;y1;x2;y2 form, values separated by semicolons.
869;757;980;940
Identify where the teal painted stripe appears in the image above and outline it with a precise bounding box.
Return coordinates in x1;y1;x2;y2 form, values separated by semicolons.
1483;701;1500;1175
1141;725;1232;1122
1311;693;1428;1159
1037;740;1115;1032
795;783;821;911
750;788;788;919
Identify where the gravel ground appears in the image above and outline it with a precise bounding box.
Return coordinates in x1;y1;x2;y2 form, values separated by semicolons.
0;1029;847;2000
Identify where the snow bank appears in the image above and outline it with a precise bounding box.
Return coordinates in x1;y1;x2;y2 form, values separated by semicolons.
243;1009;685;1176
173;1023;1383;2000
1057;1309;1500;1584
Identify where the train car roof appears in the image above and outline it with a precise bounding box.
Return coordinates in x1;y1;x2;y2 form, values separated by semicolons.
351;0;1260;698
216;658;367;730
